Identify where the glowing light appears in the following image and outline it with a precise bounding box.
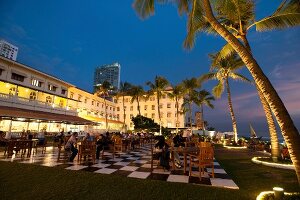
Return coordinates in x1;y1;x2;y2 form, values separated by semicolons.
252;157;295;170
25;89;28;92
224;145;247;149
273;187;284;192
16;118;26;121
52;104;55;108
6;83;10;88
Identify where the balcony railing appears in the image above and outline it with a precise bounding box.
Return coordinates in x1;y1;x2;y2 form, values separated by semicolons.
0;92;77;116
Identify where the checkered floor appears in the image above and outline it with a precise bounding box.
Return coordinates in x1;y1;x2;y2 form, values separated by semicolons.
0;144;238;189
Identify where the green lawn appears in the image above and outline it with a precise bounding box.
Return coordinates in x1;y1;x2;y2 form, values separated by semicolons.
0;146;299;200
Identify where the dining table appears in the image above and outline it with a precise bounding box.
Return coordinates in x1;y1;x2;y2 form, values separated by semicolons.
170;146;199;174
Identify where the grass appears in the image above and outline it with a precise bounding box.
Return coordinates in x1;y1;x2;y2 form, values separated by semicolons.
0;145;299;200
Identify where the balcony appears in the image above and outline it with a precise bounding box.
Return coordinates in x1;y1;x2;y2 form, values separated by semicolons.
0;92;77;116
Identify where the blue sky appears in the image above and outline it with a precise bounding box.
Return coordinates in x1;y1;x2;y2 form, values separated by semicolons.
0;0;299;136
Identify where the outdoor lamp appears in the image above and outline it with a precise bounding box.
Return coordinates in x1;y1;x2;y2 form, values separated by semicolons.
273;187;284;200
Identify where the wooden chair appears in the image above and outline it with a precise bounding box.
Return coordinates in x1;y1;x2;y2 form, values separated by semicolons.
57;141;71;162
198;142;212;148
189;146;214;180
78;141;96;164
113;137;123;159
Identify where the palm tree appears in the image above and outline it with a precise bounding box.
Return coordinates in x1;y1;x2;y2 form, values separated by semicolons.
167;84;184;134
133;0;300;183
95;81;112;130
193;89;215;134
181;78;200;131
117;82;132;131
200;53;251;143
146;76;169;135
129;85;145;116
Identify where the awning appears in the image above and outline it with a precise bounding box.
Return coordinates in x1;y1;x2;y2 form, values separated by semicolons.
80;115;123;124
0;106;94;125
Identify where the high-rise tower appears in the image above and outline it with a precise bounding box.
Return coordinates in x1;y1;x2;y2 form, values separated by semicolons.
94;62;121;91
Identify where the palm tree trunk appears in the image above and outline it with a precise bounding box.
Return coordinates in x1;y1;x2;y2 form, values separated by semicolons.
137;97;141;115
240;35;280;161
122;95;126;131
157;94;162;134
201;104;205;135
176;97;179;134
203;0;300;184
189;101;192;131
104;98;108;131
256;84;280;161
225;78;238;143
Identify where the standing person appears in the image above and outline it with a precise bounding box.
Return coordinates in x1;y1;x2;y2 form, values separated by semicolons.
65;132;78;162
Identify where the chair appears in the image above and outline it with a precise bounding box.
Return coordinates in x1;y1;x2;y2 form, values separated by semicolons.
189;146;214;180
113;137;123;159
57;141;71;162
78;141;96;164
198;142;212;148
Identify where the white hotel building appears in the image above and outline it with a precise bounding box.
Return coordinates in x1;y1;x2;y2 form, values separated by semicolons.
0;56;185;134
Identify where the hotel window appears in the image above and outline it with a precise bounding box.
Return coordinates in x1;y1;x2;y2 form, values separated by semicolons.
70;92;74;99
29;92;37;100
150;97;155;101
84;98;87;104
117;107;120;111
130;114;133;118
160;112;164;118
92;100;94;106
61;89;67;95
97;102;99;107
48;84;57;92
31;79;42;87
162;94;166;99
113;108;115;111
159;104;163;109
167;113;171;118
46;96;52;104
144;105;148;110
130;106;133;111
125;98;129;102
9;87;18;96
106;106;108;109
59;99;64;107
152;105;155;110
78;95;82;101
167;103;171;108
151;113;155;119
11;73;25;82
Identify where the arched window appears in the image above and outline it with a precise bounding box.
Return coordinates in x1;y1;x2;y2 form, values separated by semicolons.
29;92;37;100
9;87;18;96
46;96;52;104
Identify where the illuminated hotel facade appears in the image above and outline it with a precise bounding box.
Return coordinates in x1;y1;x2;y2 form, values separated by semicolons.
0;56;185;135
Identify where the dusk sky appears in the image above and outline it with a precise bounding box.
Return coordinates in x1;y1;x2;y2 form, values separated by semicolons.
0;0;299;137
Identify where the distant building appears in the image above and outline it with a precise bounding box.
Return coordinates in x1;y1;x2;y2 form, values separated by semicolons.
94;62;121;92
0;39;18;61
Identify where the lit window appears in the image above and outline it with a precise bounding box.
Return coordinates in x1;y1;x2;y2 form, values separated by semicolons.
48;84;57;92
29;92;37;100
84;99;87;104
159;104;163;109
97;102;99;107
9;87;18;96
59;99;64;107
167;103;171;108
92;101;94;106
167;113;171;117
46;96;52;104
152;105;155;110
31;79;42;87
151;113;155;119
117;107;120;111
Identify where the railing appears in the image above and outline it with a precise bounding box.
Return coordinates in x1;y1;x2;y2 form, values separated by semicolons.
0;92;77;116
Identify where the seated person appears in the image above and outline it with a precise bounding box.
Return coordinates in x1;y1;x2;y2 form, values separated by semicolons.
172;133;184;168
155;136;170;170
83;132;93;142
37;131;45;145
96;134;109;159
54;131;65;144
64;132;78;162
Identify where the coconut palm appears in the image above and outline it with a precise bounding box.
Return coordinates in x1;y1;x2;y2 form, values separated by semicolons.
129;85;145;116
146;76;169;134
167;84;184;134
95;81;113;130
181;78;200;131
117;82;132;131
133;0;300;183
200;53;251;143
193;89;215;134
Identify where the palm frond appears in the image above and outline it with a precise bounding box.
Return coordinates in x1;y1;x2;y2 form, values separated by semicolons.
199;73;218;84
177;0;190;16
213;43;236;66
133;0;155;19
251;13;300;31
249;0;300;31
229;73;252;83
212;81;224;98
